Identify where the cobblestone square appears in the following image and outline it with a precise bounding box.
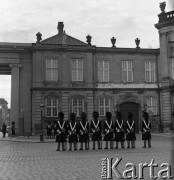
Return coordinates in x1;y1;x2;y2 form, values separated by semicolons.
0;134;173;180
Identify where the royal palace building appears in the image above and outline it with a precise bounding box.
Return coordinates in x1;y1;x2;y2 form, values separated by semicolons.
0;2;174;135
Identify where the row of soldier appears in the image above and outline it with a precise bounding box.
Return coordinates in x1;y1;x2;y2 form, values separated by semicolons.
46;111;151;151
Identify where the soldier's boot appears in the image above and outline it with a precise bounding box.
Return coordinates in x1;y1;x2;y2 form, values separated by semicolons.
62;143;65;151
104;141;108;149
110;141;113;149
148;140;151;148
97;141;100;149
98;141;102;149
85;142;88;150
121;142;125;149
88;141;90;150
132;141;135;148
115;142;118;149
92;141;95;150
74;142;77;150
79;143;83;150
127;141;130;148
69;143;72;151
143;140;146;148
56;143;60;151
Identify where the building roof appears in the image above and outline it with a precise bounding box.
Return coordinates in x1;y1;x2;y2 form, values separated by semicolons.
41;32;87;46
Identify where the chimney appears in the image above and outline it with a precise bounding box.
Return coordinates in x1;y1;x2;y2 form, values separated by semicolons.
57;22;64;34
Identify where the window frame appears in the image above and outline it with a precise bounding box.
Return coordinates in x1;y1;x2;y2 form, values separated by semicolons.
71;59;83;82
122;61;133;82
71;97;85;117
45;97;59;117
99;97;111;116
146;97;157;115
46;58;58;82
98;60;110;82
145;61;156;82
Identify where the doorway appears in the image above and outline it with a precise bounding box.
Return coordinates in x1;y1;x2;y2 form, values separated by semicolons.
119;102;140;133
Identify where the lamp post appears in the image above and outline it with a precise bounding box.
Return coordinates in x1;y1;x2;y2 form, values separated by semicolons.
40;104;44;142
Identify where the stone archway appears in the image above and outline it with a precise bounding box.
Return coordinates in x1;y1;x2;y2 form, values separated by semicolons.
119;102;140;133
0;56;21;134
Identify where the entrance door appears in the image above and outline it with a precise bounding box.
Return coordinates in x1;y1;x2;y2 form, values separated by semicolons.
119;102;139;133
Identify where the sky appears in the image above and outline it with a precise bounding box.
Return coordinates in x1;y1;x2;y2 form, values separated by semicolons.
0;0;174;108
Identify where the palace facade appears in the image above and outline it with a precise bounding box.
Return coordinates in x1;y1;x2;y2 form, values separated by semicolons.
0;2;173;135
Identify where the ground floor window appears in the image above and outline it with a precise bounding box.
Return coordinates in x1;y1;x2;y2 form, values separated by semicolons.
72;98;84;117
99;97;110;116
46;98;58;117
146;97;157;115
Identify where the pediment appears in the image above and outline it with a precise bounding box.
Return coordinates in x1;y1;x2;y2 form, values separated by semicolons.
41;33;87;46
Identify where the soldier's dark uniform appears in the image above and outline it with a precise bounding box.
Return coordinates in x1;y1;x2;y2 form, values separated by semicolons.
126;112;136;148
142;112;151;148
90;111;102;149
79;121;89;143
114;112;125;149
68;121;78;143
78;112;89;150
103;112;114;149
56;112;67;151
90;119;102;141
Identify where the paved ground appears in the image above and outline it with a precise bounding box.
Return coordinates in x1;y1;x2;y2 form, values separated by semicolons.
0;134;173;180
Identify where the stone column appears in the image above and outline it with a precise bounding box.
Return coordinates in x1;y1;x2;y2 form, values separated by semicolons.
9;64;21;134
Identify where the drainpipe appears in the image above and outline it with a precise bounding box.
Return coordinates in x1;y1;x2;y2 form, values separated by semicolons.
155;52;163;132
30;88;33;136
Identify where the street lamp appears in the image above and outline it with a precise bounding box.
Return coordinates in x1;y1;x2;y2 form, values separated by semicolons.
40;103;44;142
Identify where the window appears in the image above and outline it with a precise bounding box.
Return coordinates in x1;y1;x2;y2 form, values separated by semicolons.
169;33;174;41
72;59;83;81
146;97;157;115
98;61;109;82
145;61;156;82
99;97;110;116
72;98;84;117
46;98;58;117
122;61;133;82
172;58;174;79
46;59;58;81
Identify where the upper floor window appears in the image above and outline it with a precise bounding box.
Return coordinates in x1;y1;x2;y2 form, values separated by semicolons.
169;33;174;41
98;61;109;82
122;61;133;82
172;58;174;79
99;97;110;116
72;59;83;81
46;97;58;117
145;61;156;82
46;59;58;81
146;97;157;115
72;98;84;117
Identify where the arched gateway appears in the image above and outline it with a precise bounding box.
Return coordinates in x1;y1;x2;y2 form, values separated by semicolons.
119;102;140;133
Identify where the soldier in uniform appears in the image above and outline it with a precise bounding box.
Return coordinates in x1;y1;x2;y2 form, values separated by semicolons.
142;112;151;148
114;111;125;149
90;111;102;150
78;112;89;150
56;112;67;151
103;112;114;149
46;121;52;139
67;113;78;151
126;112;136;148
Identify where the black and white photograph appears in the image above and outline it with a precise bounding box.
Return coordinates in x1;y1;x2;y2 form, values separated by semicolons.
0;0;174;179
